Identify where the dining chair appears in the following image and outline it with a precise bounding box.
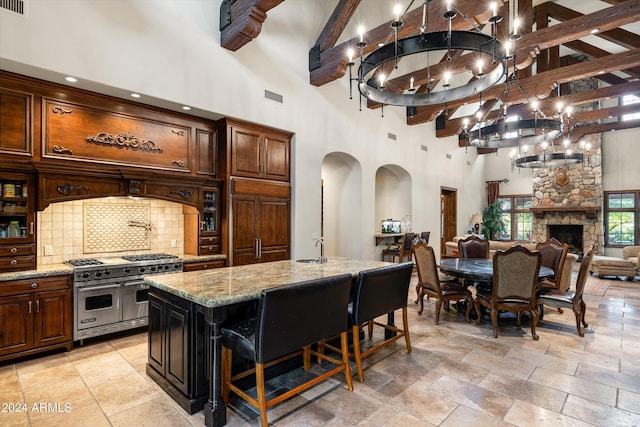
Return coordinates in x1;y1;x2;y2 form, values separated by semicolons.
381;232;415;262
420;231;430;244
475;245;543;340
221;274;354;427
535;238;569;293
319;263;413;382
413;241;473;324
457;235;490;259
539;248;594;337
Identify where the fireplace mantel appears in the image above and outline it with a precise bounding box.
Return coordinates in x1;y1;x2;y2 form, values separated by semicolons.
531;206;600;219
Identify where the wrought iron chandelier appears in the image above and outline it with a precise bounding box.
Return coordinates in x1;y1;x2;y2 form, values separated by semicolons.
346;0;508;111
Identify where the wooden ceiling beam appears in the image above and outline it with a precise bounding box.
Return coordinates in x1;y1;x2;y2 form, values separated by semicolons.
409;48;640;126
546;2;640;50
562;40;640;79
309;0;506;87
561;55;628;85
572;103;640;124
220;0;284;51
434;80;640;138
571;117;640;142
312;0;361;53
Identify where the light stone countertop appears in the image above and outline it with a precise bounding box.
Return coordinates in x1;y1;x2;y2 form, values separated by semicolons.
144;257;398;308
0;263;74;282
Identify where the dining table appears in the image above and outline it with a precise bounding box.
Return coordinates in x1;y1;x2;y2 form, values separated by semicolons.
438;257;554;284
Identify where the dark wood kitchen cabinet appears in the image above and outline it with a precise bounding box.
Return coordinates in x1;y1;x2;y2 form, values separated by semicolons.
0;173;36;271
0;275;73;362
231;179;290;266
147;289;208;414
218;118;291;182
0;86;33;158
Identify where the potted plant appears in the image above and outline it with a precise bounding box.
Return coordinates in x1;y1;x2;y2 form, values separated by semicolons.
482;200;507;240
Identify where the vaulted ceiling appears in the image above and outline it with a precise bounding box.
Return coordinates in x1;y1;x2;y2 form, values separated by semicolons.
220;0;640;149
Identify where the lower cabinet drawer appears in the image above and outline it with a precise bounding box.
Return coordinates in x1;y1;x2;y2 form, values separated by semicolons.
0;255;35;271
183;260;225;272
0;244;35;257
199;244;221;255
0;275;71;297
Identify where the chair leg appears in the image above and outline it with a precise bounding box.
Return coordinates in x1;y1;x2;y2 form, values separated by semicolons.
490;307;499;338
434;299;442;325
303;345;311;370
531;306;540;341
417;288;425;315
316;339;325;363
255;363;269;427
415;283;420;304
402;307;411;353
516;312;522;330
340;332;354;391
580;301;589;328
352;324;364;382
221;347;232;404
475;300;482;325
367;320;374;339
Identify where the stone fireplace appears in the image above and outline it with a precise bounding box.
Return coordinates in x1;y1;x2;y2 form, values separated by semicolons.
530;78;603;254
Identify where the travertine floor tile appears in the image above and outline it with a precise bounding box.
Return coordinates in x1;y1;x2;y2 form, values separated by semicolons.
441;404;515;427
529;366;617;406
109;396;193;427
562;394;640;425
29;402;111;427
504;399;592;427
22;376;95;424
89;372;161;416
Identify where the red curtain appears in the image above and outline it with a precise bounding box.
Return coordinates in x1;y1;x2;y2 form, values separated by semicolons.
487;182;500;205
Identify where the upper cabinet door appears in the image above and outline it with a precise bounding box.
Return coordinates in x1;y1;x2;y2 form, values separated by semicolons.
196;128;217;177
263;132;290;181
231;126;262;178
229;123;290;182
0;88;33;157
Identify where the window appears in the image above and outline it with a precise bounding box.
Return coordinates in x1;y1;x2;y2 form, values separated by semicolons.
622;95;640;121
497;195;533;241
503;115;520;139
605;191;639;246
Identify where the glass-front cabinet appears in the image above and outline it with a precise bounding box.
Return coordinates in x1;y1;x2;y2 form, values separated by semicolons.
0;173;35;271
202;189;218;234
184;185;222;256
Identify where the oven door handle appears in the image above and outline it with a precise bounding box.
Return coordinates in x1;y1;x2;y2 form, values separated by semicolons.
124;282;149;288
77;284;121;292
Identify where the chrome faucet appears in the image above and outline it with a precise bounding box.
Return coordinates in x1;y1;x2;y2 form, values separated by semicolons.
314;237;327;264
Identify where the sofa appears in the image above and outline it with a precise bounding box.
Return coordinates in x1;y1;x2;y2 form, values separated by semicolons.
590;246;640;280
444;235;579;291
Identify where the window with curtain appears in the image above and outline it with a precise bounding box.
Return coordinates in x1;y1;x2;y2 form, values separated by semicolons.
605;191;639;246
497;195;533;241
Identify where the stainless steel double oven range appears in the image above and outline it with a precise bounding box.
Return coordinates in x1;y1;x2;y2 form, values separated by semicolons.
65;254;183;343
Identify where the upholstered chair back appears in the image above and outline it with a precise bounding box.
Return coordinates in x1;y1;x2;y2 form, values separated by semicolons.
458;235;490;259
493;245;542;303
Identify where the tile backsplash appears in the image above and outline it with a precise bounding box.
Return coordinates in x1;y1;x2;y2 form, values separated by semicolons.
38;197;184;265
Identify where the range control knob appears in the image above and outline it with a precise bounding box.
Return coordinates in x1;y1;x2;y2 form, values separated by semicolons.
139;267;146;274
164;265;170;270
150;266;157;272
104;270;111;276
81;272;90;279
123;267;131;274
95;270;103;277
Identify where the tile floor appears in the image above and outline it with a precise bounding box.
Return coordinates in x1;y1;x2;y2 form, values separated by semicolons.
1;271;640;426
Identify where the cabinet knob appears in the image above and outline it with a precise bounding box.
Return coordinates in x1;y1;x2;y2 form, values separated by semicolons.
10;247;17;253
31;283;38;289
203;264;208;269
10;259;17;265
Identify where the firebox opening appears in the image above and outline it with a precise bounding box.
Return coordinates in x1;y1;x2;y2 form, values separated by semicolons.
547;225;584;257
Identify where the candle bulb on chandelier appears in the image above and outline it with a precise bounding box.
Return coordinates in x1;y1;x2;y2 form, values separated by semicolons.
358;26;364;43
410;76;414;89
347;48;354;63
490;2;497;17
447;0;452;13
394;4;402;22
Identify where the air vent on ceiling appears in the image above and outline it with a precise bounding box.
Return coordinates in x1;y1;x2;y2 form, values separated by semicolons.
446;154;452;159
1;0;26;16
264;90;283;104
387;132;396;141
420;145;428;152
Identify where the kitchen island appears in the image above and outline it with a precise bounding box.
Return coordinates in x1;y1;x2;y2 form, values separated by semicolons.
144;257;395;427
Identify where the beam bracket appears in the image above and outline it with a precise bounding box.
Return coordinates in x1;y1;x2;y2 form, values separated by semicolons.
309;45;321;72
220;0;232;31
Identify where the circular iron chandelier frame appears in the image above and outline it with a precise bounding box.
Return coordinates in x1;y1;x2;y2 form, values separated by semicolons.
358;30;507;107
468;118;562;149
515;152;584;168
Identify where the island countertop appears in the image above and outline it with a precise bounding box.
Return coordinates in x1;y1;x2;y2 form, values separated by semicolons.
144;257;397;308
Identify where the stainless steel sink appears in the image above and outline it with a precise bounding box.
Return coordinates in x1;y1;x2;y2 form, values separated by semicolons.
296;258;320;263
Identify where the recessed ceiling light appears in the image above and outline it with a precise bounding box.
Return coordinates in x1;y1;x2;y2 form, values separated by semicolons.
65;76;77;83
130;93;141;98
182;106;191;111
590;28;600;34
598;70;605;75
